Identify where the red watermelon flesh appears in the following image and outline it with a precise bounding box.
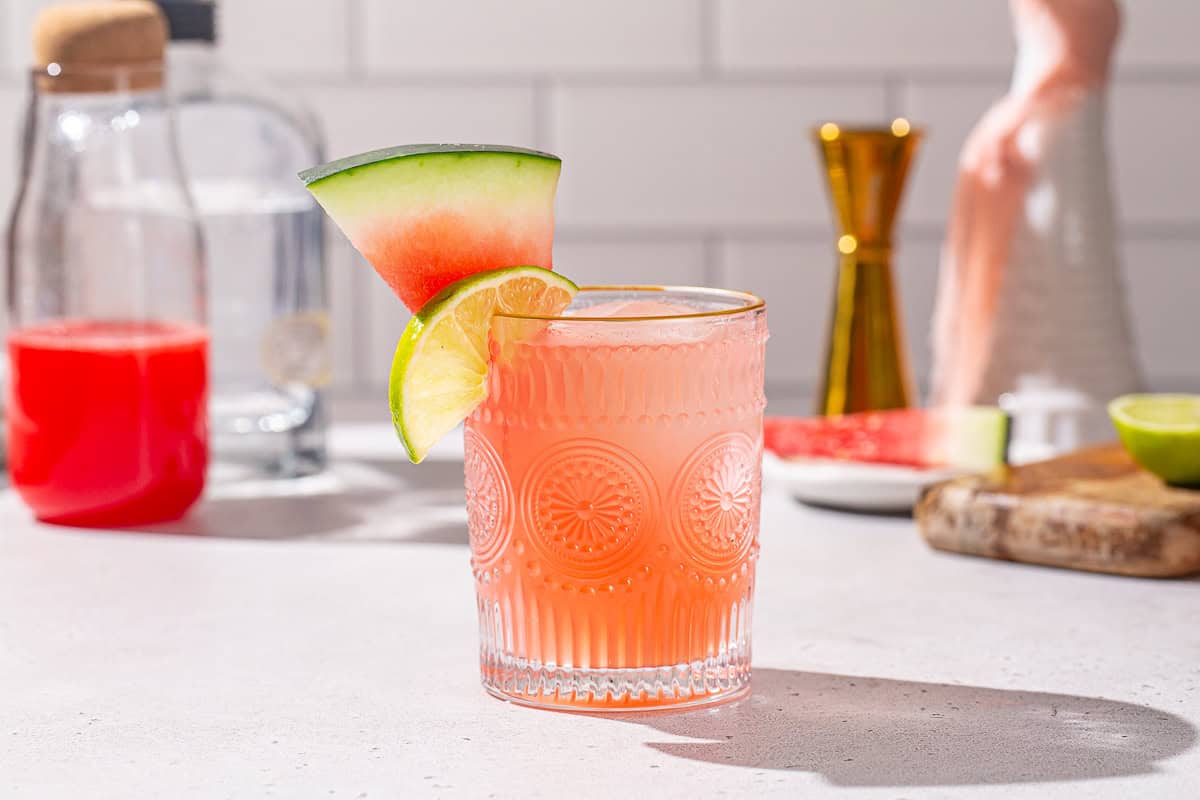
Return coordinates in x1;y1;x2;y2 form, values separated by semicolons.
358;209;553;310
301;144;561;312
765;407;1010;471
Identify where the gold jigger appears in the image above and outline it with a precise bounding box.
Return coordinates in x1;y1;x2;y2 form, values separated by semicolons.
813;120;921;416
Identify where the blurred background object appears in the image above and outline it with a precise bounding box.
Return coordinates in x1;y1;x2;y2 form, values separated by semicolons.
158;0;329;478
1;0;1197;427
6;0;207;524
814;121;920;415
932;0;1141;450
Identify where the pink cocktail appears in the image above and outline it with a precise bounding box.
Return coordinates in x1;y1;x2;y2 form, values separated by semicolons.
465;286;767;710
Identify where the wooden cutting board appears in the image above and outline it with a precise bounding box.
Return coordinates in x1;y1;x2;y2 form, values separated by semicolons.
915;444;1200;577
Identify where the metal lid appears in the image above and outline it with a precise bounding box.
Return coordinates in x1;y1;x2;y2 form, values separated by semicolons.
156;0;215;43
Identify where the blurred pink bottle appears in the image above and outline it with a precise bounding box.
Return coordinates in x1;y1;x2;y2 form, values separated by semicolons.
932;0;1141;446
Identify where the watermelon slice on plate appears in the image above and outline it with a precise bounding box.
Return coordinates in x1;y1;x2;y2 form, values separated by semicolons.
764;407;1010;512
300;144;561;311
765;406;1010;471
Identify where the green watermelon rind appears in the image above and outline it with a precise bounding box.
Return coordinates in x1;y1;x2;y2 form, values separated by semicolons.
300;143;563;311
299;143;561;187
301;145;561;247
939;406;1011;471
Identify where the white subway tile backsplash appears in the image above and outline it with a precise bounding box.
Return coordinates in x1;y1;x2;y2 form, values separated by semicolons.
1119;0;1200;70
716;0;1013;73
0;88;24;226
719;239;835;388
1122;237;1200;384
0;0;1192;397
554;239;706;287
0;88;19;336
2;0;56;74
365;261;411;387
220;0;350;77
899;81;1008;228
1111;81;1200;226
327;234;360;390
361;0;701;75
894;236;942;393
305;86;537;160
721;236;941;394
553;84;885;230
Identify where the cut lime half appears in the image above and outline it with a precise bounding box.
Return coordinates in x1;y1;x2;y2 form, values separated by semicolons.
1109;394;1200;487
390;266;577;463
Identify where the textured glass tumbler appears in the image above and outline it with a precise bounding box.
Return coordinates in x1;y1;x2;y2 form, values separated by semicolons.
465;286;768;711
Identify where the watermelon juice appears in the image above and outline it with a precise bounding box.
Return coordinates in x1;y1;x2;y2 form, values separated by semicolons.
465;287;768;710
7;320;209;526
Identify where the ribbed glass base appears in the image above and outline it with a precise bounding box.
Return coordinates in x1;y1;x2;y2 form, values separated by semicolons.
475;570;756;712
480;650;752;712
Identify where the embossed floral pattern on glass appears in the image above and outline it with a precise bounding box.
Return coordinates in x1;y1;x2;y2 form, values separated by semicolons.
465;287;767;711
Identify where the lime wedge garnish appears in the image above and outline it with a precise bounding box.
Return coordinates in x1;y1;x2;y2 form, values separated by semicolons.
1109;394;1200;487
390;266;577;463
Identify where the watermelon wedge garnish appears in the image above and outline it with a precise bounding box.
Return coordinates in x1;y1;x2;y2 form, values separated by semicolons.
765;407;1010;471
300;144;561;312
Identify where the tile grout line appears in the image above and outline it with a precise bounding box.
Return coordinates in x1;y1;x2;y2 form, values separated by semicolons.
554;223;1200;243
555;225;921;241
265;68;1200;91
272;70;980;90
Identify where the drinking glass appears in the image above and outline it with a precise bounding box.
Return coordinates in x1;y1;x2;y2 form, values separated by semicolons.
466;286;767;711
165;13;331;478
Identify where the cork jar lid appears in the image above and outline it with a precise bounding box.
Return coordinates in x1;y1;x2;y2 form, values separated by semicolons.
33;1;168;92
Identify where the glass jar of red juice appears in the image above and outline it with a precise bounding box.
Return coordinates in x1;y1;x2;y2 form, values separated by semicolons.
5;3;208;526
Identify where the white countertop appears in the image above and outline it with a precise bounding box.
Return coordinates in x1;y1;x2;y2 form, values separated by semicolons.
1;424;1198;799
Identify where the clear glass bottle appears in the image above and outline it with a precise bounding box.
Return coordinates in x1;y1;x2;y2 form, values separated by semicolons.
7;2;207;525
158;0;329;478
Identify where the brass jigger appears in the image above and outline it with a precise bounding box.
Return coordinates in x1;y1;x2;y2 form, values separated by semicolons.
813;120;921;416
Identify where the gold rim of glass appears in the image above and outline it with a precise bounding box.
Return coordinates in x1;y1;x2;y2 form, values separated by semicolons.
494;284;766;323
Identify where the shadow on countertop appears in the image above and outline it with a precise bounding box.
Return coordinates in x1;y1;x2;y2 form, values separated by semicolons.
619;668;1197;787
125;457;469;544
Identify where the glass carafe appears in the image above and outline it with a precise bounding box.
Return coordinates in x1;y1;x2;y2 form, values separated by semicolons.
160;0;330;478
5;63;208;526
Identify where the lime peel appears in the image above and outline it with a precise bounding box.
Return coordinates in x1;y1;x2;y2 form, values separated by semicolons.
1109;394;1200;487
390;266;577;463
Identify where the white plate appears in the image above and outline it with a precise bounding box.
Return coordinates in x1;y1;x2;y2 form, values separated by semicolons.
763;451;961;513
